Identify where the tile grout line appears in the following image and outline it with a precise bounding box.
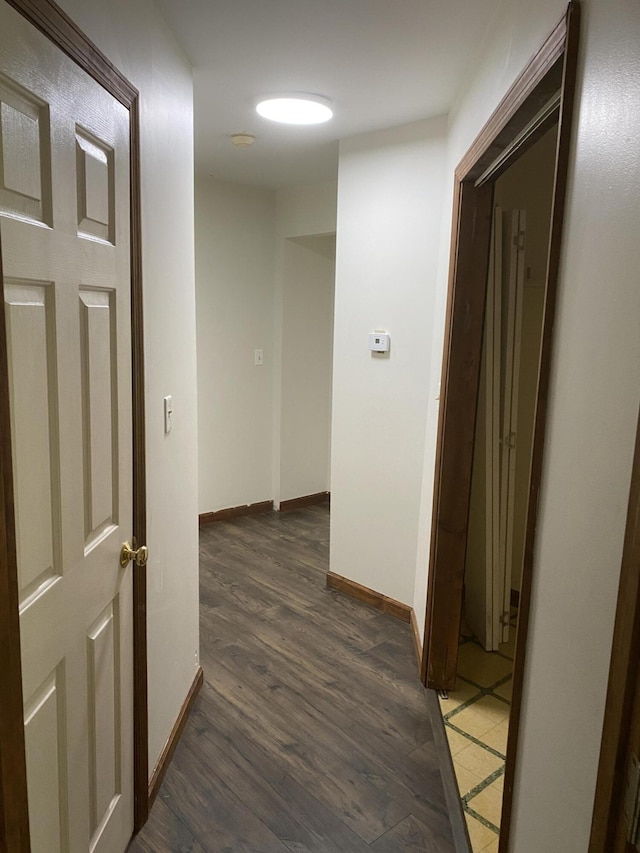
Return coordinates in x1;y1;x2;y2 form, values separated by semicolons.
463;803;500;836
442;676;512;723
441;628;516;849
444;721;506;761
462;764;505;805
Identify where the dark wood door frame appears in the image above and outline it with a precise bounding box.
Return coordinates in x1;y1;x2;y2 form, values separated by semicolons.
589;403;640;851
0;0;149;847
420;3;580;851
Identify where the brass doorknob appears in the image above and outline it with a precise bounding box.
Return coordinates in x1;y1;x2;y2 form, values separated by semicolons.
120;540;149;568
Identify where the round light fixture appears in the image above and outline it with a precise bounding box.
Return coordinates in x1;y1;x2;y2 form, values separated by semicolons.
256;94;333;125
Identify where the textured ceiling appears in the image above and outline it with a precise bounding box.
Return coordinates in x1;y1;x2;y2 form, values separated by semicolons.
154;0;504;188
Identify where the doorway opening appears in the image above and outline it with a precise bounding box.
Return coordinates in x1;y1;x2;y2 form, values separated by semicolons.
194;177;336;524
421;5;580;852
277;233;336;511
438;124;558;850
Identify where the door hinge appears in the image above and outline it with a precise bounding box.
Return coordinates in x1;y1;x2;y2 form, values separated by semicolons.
502;431;517;450
624;754;640;849
513;231;526;251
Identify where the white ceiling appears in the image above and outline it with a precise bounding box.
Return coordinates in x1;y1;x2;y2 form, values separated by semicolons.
154;0;503;189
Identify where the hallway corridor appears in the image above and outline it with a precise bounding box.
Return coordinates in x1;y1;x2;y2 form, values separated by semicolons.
128;505;456;852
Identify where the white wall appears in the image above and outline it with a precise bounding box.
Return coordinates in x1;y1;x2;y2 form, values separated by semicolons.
414;1;640;849
275;182;338;241
511;2;640;848
56;0;200;776
196;178;275;513
272;183;337;505
331;117;447;605
280;236;335;502
195;180;336;512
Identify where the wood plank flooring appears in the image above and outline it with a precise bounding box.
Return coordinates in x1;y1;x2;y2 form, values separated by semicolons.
128;505;456;852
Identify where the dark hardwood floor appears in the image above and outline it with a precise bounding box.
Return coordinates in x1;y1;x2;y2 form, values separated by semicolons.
128;505;456;852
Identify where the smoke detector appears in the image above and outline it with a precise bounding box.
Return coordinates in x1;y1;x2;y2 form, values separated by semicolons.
230;132;255;148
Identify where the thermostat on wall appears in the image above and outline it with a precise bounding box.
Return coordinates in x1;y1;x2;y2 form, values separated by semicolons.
369;331;390;353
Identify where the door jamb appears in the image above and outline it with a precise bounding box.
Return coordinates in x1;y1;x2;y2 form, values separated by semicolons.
589;403;640;850
0;0;149;844
0;210;29;853
420;4;580;852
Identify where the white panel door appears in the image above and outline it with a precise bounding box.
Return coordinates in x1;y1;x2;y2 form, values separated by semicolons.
499;210;526;644
484;206;503;651
484;208;526;649
0;3;134;852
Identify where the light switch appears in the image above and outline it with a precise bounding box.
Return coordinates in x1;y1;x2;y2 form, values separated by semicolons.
164;395;173;434
254;349;264;366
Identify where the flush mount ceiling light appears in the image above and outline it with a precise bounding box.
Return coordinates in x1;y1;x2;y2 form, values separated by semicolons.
256;94;333;125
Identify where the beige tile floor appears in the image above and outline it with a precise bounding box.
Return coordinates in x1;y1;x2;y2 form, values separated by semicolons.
439;618;516;853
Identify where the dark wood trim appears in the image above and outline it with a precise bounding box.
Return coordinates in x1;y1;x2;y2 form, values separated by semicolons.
425;689;472;853
0;0;149;842
199;500;274;526
474;96;561;190
421;1;576;686
148;667;204;807
3;0;137;106
421;175;463;687
419;4;580;853
279;491;330;512
326;572;412;624
457;16;566;183
422;178;495;690
421;6;571;690
410;609;423;675
500;6;580;850
510;589;520;609
589;405;640;851
129;92;149;832
0;214;30;853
